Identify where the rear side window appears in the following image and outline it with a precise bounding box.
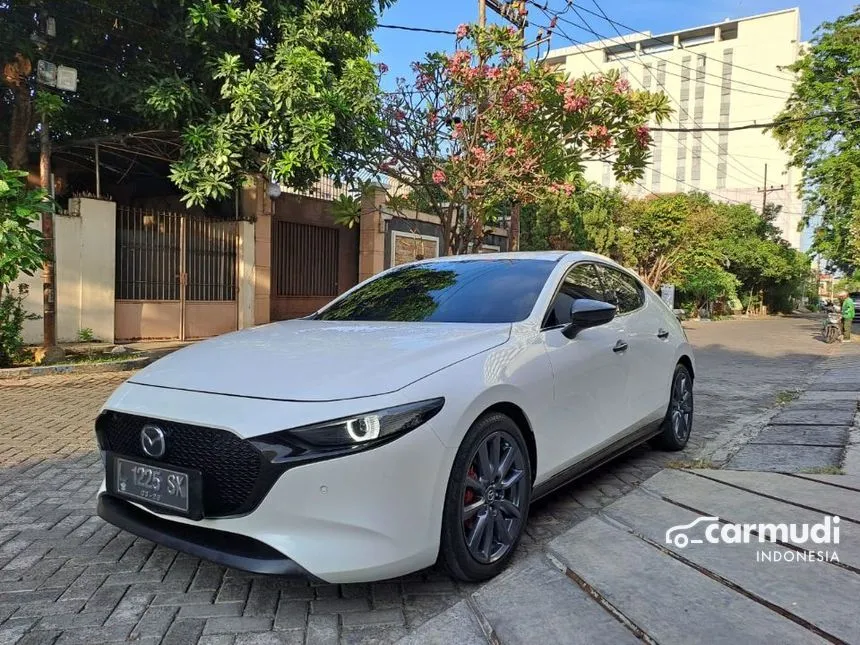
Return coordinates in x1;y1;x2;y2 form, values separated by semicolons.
544;263;606;327
597;265;645;314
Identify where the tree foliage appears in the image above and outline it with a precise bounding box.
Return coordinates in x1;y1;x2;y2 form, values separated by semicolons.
0;159;47;367
0;159;48;288
1;0;391;205
772;9;860;273
520;182;627;257
352;24;670;254
521;188;810;314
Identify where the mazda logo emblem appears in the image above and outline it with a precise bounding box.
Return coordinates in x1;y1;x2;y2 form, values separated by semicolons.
140;424;166;458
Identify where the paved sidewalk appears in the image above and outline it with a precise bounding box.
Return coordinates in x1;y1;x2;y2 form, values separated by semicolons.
406;469;860;644
402;338;860;644
726;353;860;472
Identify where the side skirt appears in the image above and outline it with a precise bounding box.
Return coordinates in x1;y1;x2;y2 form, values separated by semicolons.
532;418;663;501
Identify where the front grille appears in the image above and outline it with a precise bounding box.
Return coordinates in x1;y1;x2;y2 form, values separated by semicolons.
96;411;262;518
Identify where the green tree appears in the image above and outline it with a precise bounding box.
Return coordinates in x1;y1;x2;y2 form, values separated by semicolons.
715;202;810;313
520;182;628;257
0;159;48;366
0;160;47;287
772;9;860;273
353;24;670;255
1;1;391;204
619;192;717;289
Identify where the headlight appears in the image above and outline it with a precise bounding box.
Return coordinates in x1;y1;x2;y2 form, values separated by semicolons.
289;398;445;448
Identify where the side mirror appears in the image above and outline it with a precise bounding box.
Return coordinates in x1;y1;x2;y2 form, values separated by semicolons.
562;299;617;339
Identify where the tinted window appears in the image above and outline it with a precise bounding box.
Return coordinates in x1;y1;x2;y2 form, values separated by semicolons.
597;265;644;314
316;260;556;323
544;263;606;327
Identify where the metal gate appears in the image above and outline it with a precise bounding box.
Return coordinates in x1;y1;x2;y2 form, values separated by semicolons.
115;207;239;341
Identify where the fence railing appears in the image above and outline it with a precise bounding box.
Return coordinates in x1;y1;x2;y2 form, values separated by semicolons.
116;207;238;302
272;220;339;297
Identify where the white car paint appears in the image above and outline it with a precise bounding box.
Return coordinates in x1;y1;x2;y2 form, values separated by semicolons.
96;250;694;583
128;320;512;401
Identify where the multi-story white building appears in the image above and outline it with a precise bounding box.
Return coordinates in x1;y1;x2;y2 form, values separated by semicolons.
543;8;805;248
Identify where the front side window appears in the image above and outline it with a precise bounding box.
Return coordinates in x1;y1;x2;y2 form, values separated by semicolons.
315;259;556;323
597;265;645;314
544;263;606;327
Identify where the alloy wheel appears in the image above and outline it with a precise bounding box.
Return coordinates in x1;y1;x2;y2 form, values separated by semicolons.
670;372;693;442
460;430;527;564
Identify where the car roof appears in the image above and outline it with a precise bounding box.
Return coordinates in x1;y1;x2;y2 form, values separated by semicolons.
412;250;610;264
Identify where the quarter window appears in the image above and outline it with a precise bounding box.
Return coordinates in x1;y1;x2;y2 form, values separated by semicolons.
544;263;606;327
597;265;644;314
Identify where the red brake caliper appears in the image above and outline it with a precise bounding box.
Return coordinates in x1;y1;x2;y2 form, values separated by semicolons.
464;466;477;529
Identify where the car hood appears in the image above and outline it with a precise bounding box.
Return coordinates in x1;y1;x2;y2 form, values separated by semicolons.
128;320;511;401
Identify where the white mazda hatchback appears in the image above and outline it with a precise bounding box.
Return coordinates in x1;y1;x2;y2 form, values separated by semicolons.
95;251;695;583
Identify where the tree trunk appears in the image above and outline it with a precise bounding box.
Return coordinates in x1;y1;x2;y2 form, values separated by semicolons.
4;56;33;170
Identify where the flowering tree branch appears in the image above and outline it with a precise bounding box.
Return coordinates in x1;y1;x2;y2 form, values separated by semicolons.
356;23;671;254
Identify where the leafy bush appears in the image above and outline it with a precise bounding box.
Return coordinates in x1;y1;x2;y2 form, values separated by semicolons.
0;284;39;368
0;160;49;287
77;328;95;342
0;160;50;364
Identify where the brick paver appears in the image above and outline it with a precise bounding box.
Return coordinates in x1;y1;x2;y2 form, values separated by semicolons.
0;316;850;644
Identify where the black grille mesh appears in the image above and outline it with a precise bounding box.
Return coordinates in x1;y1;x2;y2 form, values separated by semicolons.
96;412;261;517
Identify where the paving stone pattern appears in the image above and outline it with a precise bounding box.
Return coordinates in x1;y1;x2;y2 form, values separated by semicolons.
0;316;854;644
726;353;860;472
0;372;677;645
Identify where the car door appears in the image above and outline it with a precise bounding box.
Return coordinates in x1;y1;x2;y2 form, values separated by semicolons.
541;262;631;476
595;264;666;429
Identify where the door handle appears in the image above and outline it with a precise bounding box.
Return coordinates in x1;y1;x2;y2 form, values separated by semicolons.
657;328;669;339
613;340;629;353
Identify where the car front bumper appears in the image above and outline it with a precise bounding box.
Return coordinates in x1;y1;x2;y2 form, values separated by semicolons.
97;415;454;584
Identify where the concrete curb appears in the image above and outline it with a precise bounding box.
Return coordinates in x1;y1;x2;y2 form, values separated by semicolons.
0;355;154;380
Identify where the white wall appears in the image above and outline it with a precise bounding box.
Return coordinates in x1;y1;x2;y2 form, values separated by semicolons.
19;198;117;345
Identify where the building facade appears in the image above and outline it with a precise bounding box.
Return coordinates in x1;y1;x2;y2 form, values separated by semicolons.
544;8;805;249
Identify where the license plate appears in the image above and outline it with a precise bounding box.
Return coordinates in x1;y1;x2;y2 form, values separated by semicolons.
113;457;193;513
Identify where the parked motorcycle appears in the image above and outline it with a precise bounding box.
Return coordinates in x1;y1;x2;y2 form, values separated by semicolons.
823;309;843;344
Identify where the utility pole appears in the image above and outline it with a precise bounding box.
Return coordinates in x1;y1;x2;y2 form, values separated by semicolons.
33;4;66;363
39;110;58;353
757;163;785;215
484;1;529;251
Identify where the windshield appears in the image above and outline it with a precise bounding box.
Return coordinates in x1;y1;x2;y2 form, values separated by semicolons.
315;259;556;323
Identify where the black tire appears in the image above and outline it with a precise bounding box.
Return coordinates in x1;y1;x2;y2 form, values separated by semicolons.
439;412;532;582
654;363;694;451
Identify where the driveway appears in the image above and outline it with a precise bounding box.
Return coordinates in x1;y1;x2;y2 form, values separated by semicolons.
0;315;845;644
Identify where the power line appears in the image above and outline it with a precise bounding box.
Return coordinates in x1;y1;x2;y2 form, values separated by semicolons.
650;111;860;132
568;2;766;185
572;2;797;85
533;7;764;188
581;0;791;98
68;0;161;33
550;3;790;101
377;24;457;35
599;159;804;213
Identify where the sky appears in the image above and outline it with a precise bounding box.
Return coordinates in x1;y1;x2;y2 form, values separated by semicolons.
372;1;856;253
372;1;856;86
